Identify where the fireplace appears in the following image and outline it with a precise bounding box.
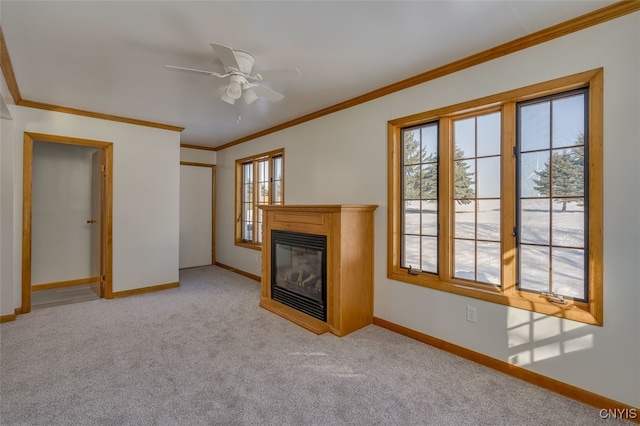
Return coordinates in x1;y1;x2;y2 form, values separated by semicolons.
271;230;327;321
259;204;377;336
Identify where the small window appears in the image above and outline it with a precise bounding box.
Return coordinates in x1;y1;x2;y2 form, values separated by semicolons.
235;149;284;249
401;122;439;274
452;112;502;286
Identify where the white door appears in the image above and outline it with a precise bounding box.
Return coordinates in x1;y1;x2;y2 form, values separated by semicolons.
90;151;102;297
179;164;213;269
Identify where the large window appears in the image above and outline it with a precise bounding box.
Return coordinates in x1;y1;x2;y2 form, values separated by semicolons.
389;70;602;325
235;149;284;248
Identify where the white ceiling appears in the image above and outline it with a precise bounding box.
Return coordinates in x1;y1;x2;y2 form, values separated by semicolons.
0;1;616;149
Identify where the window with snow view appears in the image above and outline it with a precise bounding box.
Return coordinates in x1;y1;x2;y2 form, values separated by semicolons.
389;70;602;325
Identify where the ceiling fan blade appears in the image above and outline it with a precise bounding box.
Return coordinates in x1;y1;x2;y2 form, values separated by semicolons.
251;84;285;102
210;43;240;72
165;65;227;78
250;67;301;82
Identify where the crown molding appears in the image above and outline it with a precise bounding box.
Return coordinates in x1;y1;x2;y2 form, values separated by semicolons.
0;26;22;103
18;100;184;132
180;143;218;152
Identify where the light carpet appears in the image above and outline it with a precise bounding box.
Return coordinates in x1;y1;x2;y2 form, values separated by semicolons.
0;265;625;425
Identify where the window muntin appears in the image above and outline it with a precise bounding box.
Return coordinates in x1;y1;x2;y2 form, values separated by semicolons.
236;149;284;248
388;69;602;325
517;90;587;301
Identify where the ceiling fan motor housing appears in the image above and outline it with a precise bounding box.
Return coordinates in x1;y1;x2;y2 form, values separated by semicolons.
232;51;255;75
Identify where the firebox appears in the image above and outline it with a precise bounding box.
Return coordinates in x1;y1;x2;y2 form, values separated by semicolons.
270;230;327;321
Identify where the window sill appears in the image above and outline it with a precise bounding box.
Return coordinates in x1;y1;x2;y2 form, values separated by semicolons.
387;270;601;326
235;241;263;251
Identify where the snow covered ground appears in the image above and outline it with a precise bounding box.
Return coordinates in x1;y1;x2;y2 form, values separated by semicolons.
402;201;586;299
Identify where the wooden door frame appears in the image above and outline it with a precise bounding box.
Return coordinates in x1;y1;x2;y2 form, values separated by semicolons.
180;162;216;265
21;132;113;313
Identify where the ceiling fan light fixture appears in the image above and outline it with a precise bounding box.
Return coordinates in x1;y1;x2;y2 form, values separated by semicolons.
226;80;242;99
242;84;258;104
220;92;236;105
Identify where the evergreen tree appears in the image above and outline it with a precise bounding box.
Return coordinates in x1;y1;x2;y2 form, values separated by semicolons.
403;131;427;200
403;133;475;205
421;154;438;200
454;146;475;204
533;134;584;211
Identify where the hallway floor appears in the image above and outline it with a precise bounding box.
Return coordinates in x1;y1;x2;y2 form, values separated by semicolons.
31;284;99;310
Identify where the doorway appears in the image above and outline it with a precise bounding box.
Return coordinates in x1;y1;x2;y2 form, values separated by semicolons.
22;132;113;313
179;162;216;269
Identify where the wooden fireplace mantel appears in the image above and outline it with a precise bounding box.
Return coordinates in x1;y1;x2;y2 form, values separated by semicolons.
259;204;377;337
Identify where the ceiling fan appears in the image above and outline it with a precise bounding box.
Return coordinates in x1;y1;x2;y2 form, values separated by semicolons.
166;43;301;105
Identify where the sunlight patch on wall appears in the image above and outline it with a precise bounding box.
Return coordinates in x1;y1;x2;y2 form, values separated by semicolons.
533;342;562;363
507;307;592;366
563;334;594;354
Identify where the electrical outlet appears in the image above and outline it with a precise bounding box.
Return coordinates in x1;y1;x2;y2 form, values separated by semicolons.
466;306;477;323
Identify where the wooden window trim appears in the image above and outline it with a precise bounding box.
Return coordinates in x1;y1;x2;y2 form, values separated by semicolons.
235;148;285;250
388;69;603;325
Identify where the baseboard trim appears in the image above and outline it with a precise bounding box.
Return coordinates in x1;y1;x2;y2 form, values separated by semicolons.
32;276;100;291
215;262;261;282
372;317;639;422
0;310;18;323
112;282;180;298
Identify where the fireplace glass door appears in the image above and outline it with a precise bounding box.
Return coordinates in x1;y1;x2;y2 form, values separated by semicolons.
271;230;327;321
